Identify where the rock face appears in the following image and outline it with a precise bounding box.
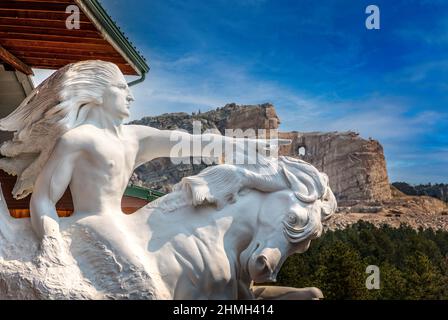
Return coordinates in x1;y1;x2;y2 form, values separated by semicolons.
128;103;391;202
130;102;280;134
279;131;391;202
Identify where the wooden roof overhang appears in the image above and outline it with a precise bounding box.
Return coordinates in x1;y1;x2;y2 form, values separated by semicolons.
0;0;149;78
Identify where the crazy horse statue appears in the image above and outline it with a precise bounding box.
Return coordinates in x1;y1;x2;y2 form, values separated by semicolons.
0;61;336;299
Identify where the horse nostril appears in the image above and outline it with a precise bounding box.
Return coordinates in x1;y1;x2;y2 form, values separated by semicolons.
255;255;267;270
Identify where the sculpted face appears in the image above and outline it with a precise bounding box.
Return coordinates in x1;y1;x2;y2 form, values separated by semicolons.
102;74;135;120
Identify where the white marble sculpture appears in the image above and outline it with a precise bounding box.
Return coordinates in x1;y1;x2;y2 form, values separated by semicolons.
0;60;336;299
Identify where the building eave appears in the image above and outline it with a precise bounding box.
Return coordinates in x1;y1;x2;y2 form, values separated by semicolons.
76;0;149;77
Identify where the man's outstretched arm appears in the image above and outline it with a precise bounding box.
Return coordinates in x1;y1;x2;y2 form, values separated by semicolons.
129;125;289;169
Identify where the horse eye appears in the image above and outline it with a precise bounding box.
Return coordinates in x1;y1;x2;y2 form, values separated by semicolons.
288;214;297;225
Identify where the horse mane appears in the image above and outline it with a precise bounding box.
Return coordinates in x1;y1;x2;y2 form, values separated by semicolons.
148;156;283;212
148;156;336;222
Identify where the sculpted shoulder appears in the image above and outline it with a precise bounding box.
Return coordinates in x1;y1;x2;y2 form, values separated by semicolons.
57;124;101;151
124;124;160;138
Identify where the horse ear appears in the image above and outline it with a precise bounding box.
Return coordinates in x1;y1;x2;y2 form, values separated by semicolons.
280;163;305;193
279;163;292;189
281;163;317;203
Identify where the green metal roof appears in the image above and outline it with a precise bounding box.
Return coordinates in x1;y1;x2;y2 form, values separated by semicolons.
124;185;165;202
76;0;149;84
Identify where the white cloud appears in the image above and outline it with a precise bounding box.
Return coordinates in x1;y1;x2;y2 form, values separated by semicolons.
126;53;326;122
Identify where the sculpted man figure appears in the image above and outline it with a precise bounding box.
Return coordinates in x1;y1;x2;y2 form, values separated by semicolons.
0;61;266;245
0;60;336;299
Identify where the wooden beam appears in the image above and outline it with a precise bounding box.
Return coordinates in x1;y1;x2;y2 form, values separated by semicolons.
7;45;122;59
0;25;102;38
10;48;123;59
0;32;107;44
0;1;73;13
0;10;91;22
13;51;126;63
1;38;114;51
0;44;33;75
0;17;95;30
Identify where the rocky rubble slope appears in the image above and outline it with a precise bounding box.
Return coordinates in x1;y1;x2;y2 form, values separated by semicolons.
325;186;448;231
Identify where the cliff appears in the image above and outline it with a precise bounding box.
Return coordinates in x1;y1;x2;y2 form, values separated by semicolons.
279;131;391;202
131;102;279;134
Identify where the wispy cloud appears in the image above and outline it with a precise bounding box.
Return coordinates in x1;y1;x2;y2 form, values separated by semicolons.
387;60;448;83
127;52;327;121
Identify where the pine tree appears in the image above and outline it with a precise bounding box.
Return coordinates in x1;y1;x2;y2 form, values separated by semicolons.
312;240;371;299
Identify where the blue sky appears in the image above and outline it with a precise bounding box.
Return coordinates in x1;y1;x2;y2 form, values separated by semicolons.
35;0;448;183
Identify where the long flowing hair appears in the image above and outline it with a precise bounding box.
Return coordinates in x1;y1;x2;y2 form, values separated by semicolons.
0;60;124;199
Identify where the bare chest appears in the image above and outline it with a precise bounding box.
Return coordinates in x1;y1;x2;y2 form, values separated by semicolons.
80;132;138;178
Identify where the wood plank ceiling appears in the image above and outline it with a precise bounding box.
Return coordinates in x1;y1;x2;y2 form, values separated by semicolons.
0;0;138;75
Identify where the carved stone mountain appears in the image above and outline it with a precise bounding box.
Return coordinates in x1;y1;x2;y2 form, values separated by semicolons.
279;131;391;202
129;103;390;202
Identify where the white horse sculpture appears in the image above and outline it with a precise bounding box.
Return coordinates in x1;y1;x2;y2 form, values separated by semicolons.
0;156;336;299
0;60;336;299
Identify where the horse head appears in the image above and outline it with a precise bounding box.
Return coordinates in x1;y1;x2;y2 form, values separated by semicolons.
242;156;337;284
